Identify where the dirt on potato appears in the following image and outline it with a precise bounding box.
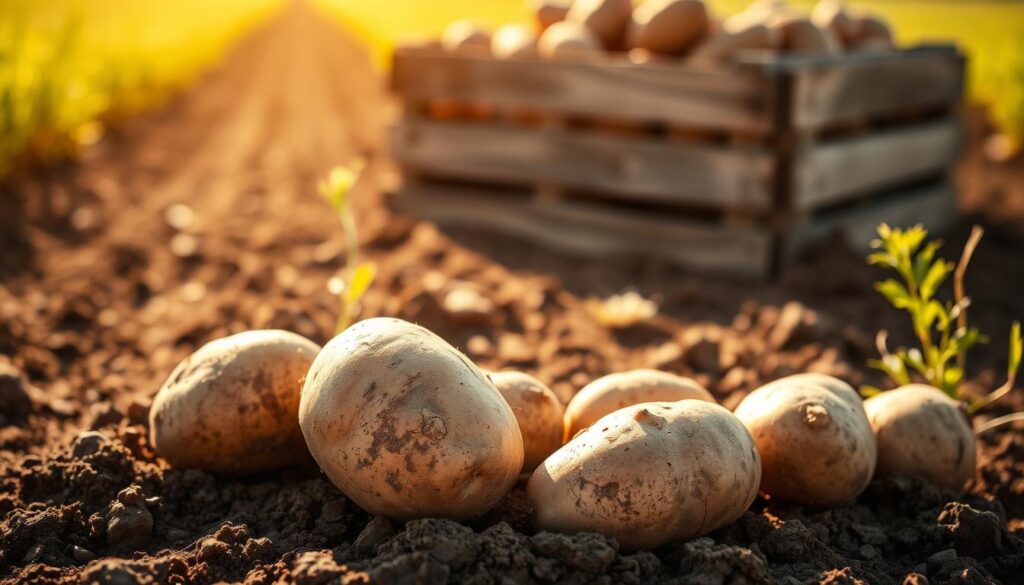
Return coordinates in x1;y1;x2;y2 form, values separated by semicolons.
3;3;1024;584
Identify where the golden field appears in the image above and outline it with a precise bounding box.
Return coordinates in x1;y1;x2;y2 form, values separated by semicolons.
0;0;283;174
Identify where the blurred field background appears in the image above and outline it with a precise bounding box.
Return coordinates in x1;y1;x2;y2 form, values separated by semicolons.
0;0;283;175
2;0;1022;176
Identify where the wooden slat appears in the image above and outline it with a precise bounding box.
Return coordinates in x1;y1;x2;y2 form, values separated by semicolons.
393;117;776;211
793;117;961;211
391;46;775;132
783;180;957;262
391;182;774;278
782;45;963;130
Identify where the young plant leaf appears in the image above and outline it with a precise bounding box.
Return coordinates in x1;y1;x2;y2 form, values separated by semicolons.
344;262;377;306
1009;321;1022;380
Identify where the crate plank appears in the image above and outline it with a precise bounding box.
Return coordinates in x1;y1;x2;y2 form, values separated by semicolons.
793;117;961;210
784;180;956;262
393;116;776;210
782;46;963;130
391;182;774;277
392;46;775;132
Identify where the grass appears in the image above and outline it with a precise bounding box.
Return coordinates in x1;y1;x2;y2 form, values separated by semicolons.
316;0;1024;145
0;0;284;176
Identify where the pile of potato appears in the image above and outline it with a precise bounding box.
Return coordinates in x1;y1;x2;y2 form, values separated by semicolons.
440;0;894;65
149;317;979;550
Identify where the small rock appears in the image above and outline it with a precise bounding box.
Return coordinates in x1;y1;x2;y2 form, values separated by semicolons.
442;286;494;324
72;545;97;563
22;543;44;564
354;516;395;555
902;573;928;585
106;485;153;551
71;431;108;458
859;544;877;559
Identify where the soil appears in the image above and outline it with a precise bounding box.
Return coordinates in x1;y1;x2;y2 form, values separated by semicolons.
3;3;1024;584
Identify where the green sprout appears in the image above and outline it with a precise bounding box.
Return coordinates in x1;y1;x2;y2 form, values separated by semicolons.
318;159;376;335
864;223;1022;417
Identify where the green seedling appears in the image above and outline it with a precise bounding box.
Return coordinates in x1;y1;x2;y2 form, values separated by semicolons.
865;223;1022;427
318;159;376;335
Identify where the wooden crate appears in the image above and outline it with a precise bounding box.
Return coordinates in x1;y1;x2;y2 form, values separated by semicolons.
389;43;964;277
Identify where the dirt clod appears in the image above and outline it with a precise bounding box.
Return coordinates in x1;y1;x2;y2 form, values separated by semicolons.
106;485;154;551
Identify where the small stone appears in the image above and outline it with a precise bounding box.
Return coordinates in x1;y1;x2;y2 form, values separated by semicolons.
859;544;877;559
354;516;395;555
107;485;153;551
72;545;97;563
22;543;44;563
442;286;494;324
72;431;108;458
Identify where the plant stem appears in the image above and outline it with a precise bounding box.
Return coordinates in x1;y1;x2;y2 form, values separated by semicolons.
955;225;984;368
341;209;359;269
968;378;1014;414
974;411;1024;435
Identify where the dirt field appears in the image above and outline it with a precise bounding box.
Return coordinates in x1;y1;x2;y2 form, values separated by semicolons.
3;4;1024;583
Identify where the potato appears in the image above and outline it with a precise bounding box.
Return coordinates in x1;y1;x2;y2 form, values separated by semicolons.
566;0;633;49
532;0;570;32
734;373;876;506
492;24;539;60
770;16;840;55
811;0;855;47
863;384;975;491
150;330;320;474
849;14;894;51
490;371;564;471
528;400;760;550
689;20;778;63
298;318;524;520
627;0;709;56
538;21;602;61
564;369;714;440
441;20;492;55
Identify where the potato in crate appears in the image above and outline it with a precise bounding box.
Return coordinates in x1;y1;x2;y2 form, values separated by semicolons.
389;0;964;278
